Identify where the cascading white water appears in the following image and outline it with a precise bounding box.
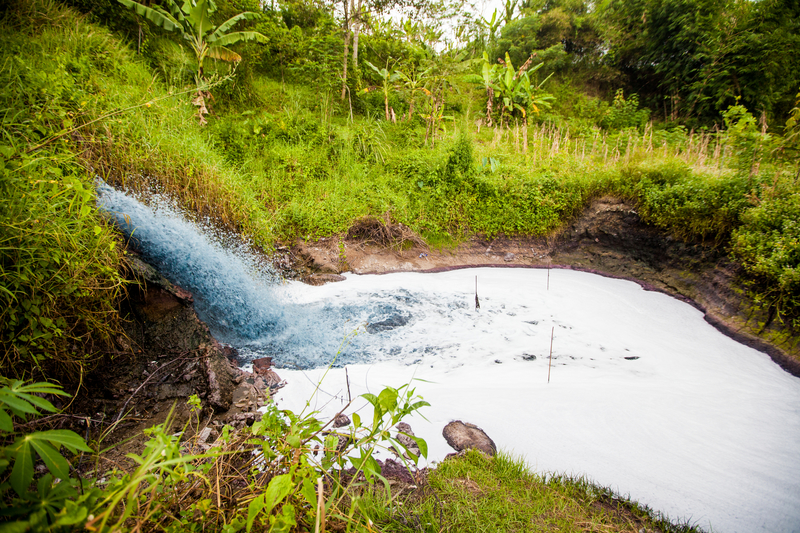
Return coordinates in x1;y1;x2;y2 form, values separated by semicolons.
97;184;800;533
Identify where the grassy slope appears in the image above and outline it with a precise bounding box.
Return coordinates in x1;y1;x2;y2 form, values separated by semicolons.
355;451;703;532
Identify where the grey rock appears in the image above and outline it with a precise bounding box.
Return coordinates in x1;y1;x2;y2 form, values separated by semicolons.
333;414;351;428
442;420;497;456
395;422;420;457
366;313;410;333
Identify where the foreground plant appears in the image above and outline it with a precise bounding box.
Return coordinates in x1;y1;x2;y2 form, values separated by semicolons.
0;377;96;531
0;369;429;532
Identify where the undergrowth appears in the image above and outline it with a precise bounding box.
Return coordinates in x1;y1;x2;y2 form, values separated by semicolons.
0;376;431;532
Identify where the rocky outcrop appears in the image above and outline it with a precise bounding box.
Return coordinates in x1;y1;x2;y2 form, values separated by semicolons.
442;421;497;456
82;255;240;431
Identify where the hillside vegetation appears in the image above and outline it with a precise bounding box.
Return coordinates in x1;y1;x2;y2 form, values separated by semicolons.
0;0;798;530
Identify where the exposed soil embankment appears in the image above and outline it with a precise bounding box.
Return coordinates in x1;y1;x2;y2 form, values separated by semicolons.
292;196;800;378
76;256;270;451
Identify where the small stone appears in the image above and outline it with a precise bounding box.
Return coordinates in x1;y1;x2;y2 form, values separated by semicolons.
442;421;497;456
504;252;515;262
252;357;273;376
333;414;351;428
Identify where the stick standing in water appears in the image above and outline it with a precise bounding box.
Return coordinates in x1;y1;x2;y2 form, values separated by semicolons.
475;276;480;309
547;326;554;383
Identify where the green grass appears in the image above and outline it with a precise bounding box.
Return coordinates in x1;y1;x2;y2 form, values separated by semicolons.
353;451;704;533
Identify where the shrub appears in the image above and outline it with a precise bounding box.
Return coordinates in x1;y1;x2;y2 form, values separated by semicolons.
733;191;800;330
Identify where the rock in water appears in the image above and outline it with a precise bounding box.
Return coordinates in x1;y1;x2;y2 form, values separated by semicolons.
333;414;351;428
395;422;420;457
366;313;409;333
442;421;497;456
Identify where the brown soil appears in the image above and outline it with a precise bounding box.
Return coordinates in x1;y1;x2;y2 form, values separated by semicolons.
291;196;800;378
72;256;270;464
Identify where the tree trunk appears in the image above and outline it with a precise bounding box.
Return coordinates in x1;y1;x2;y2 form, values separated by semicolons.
486;87;493;127
352;0;362;67
340;0;350;101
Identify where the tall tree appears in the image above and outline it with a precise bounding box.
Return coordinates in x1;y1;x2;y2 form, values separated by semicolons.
598;0;800;125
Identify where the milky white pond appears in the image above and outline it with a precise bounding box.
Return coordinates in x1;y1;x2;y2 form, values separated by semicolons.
270;268;800;533
97;185;800;533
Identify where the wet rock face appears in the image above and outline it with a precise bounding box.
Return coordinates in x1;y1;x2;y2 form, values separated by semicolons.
442;421;497;456
89;255;238;420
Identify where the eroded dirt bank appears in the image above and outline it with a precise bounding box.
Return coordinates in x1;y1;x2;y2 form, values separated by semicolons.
290;196;800;378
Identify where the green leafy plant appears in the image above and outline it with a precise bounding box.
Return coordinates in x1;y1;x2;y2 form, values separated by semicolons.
0;377;96;530
117;0;268;81
602;89;650;130
362;60;401;123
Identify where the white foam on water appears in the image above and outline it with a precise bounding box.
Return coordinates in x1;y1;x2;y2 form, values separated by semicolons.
96;186;800;532
271;268;800;533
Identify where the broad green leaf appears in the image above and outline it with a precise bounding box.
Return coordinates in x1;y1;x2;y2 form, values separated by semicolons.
299;476;316;507
0;521;29;533
0;393;38;418
28;438;70;480
361;393;379;408
247;493;267;532
351;412;361;429
0;409;12;432
14;393;56;414
378;387;398;412
272;503;296;533
117;0;182;32
363;454;382;482
53;501;88;527
210;12;263;41
409;434;428;459
207;45;241;63
263;473;293;511
39;430;92;453
247;473;294;531
408;400;431;413
9;439;34;496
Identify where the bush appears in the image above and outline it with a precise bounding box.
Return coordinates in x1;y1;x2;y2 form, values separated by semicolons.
733;191;800;329
632;165;754;242
602;89;650;130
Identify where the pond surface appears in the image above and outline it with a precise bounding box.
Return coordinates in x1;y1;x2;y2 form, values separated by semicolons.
271;268;800;533
98;184;800;533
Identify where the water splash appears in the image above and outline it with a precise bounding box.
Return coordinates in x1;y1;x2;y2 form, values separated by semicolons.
95;183;440;368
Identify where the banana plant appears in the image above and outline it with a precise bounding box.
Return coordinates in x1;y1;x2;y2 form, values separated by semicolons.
494;52;553;126
117;0;267;81
478;9;502;49
393;65;431;122
363;60;400;122
465;52;500;126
